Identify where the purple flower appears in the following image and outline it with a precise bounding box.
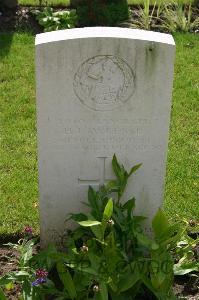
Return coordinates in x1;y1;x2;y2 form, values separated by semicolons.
24;226;33;235
32;277;46;286
36;268;48;278
32;268;48;287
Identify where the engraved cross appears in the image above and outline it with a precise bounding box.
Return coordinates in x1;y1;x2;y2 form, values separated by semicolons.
78;157;111;187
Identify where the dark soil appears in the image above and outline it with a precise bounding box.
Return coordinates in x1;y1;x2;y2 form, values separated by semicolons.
0;247;21;300
174;276;199;300
0;248;18;275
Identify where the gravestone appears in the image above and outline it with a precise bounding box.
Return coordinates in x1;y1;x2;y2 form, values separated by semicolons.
35;27;175;246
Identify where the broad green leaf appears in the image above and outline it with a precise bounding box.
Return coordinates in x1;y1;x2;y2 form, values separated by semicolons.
3;242;17;248
95;282;108;300
141;276;160;299
91;225;103;240
118;265;140;292
73;273;91;292
14;271;30;277
161;222;180;237
104;234;122;273
128;163;142;177
122;198;135;217
106;231;115;248
78;220;101;227
150;251;174;293
142;274;177;300
152;209;169;239
67;262;98;276
0;276;14;286
88;252;101;273
0;287;7;300
112;154;122;180
88;186;98;211
57;262;77;299
22;280;32;300
174;262;199;275
67;213;87;222
101;199;114;237
23;239;35;265
150;269;167;290
103;199;113;221
136;233;159;250
106;180;119;192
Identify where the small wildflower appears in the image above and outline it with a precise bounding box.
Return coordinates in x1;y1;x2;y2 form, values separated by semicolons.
33;203;38;208
36;268;48;278
92;284;99;293
32;277;46;286
189;220;196;227
32;268;48;286
107;218;114;226
24;226;33;235
80;245;89;253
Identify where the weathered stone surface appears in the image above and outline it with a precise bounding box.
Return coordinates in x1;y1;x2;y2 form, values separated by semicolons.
35;27;175;246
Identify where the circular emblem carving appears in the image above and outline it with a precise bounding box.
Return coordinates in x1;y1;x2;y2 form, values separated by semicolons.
73;55;135;111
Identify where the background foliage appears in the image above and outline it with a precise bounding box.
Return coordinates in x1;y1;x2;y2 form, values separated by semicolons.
18;0;195;6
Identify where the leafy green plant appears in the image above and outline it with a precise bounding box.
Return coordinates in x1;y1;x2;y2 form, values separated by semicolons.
1;155;197;299
121;0;163;31
76;0;129;26
156;0;164;19
0;229;40;299
162;1;199;33
30;155;181;299
120;0;199;33
33;7;77;32
135;0;156;30
172;222;199;277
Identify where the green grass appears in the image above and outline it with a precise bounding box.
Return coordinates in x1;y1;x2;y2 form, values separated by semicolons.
164;33;199;222
18;0;194;7
0;33;38;237
0;32;198;237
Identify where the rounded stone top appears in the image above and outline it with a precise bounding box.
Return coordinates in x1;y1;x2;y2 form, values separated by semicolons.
36;27;175;46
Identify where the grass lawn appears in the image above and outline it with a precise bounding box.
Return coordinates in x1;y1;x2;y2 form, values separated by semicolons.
164;33;199;223
0;33;38;237
0;32;198;238
18;0;194;7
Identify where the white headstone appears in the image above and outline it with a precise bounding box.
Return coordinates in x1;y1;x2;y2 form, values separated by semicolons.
36;27;175;246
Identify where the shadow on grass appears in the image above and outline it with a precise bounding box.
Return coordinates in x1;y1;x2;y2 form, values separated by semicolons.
0;5;16;58
0;33;14;58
